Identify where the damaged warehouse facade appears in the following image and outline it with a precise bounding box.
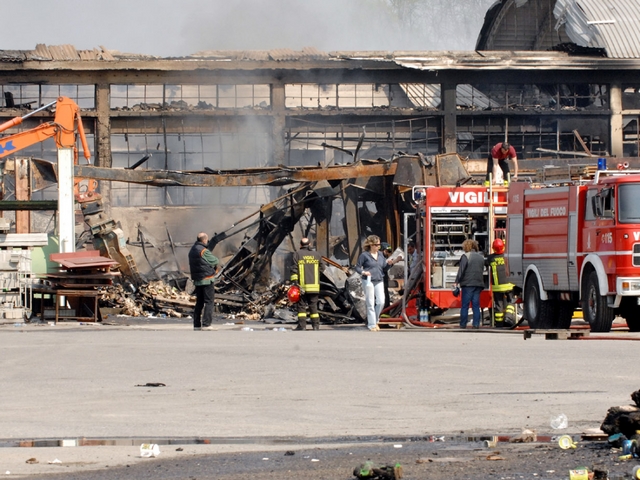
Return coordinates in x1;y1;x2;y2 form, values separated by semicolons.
1;0;640;324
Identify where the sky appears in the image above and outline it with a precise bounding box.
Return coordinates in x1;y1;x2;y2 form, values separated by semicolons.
3;0;497;57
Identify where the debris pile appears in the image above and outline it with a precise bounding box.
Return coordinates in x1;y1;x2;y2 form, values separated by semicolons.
601;389;640;441
99;281;193;318
98;272;370;326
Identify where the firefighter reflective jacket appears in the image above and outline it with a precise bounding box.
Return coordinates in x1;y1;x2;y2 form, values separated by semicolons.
486;253;515;293
290;247;323;294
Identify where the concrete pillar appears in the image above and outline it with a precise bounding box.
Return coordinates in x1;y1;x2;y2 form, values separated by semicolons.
442;83;457;154
610;82;623;158
94;83;111;216
15;158;30;233
271;82;286;166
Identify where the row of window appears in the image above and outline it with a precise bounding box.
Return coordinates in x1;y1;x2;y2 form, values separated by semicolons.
20;112;626;207
0;83;619;111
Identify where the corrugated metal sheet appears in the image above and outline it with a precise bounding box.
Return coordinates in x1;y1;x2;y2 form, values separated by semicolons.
554;0;640;58
0;50;26;62
2;44;116;62
190;48;329;61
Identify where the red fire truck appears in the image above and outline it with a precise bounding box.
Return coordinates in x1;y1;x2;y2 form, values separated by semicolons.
505;170;640;332
406;185;507;322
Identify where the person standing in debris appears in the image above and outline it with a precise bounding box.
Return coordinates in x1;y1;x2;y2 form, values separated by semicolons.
484;142;518;186
381;243;393;308
188;232;219;331
406;241;418;276
454;239;485;329
290;237;324;330
486;238;516;328
356;235;395;331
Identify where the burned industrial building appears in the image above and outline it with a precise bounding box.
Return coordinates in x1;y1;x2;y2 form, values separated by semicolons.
0;0;639;326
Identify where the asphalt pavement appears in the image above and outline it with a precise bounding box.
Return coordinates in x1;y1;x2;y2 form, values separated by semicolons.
1;316;638;477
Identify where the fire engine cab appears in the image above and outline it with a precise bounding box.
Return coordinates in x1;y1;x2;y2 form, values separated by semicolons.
505;170;640;333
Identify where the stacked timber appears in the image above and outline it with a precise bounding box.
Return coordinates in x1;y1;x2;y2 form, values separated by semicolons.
535;164;597;183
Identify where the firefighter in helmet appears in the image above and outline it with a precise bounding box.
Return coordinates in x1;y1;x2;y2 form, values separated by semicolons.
486;238;516;327
290;238;324;330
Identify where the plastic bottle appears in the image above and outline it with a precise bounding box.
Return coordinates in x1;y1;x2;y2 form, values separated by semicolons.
140;443;160;458
550;413;568;429
632;465;640;479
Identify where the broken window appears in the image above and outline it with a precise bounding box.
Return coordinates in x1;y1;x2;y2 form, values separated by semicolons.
0;84;94;109
623;85;640;110
623;116;640;157
286;83;441;110
461;83;607;111
110;124;272;206
456;116;608;160
286;116;442;163
110;84;270;110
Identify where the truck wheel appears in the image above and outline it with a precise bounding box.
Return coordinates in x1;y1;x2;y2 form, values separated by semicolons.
581;271;614;332
627;317;640;332
618;298;640;332
553;301;575;329
524;277;555;329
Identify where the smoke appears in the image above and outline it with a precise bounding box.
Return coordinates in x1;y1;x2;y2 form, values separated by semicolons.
5;0;495;57
181;0;496;53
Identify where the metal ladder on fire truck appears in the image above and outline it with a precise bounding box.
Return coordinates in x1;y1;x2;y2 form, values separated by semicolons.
487;178;508;327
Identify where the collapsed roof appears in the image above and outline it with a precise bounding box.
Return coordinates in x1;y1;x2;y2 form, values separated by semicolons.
476;0;640;59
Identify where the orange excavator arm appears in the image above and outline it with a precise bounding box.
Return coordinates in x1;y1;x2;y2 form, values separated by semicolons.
0;96;91;163
0;96;94;199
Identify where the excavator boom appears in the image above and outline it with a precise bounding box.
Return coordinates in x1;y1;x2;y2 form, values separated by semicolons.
0;97;142;285
0;97;90;162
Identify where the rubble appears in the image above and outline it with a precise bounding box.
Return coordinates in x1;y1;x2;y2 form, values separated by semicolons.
600;389;640;439
95;153;466;324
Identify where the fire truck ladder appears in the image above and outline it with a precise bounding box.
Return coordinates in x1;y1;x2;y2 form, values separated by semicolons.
488;183;508;247
487;182;508;327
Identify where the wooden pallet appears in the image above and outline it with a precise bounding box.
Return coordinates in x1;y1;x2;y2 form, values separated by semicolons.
523;329;590;340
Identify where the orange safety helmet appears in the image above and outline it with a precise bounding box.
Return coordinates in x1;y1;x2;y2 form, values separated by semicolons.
287;284;301;303
492;238;505;254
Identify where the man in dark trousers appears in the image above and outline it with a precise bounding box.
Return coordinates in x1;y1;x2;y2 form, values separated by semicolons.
188;232;219;331
484;141;519;186
486;238;516;328
290;237;323;330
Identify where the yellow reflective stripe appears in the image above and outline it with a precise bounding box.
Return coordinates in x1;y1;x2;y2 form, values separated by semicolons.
493;283;514;292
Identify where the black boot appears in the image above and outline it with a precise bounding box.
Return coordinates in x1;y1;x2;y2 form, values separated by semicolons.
312;322;319;331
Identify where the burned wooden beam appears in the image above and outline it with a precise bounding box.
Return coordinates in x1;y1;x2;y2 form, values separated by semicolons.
0;200;58;210
74;160;397;188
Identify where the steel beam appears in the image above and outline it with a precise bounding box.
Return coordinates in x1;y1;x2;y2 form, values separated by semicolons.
75;161;397;187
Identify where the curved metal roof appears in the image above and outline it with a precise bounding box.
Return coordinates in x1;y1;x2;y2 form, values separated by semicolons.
554;0;640;58
476;0;640;59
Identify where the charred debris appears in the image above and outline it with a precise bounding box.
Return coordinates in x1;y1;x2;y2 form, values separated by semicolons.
99;152;471;324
